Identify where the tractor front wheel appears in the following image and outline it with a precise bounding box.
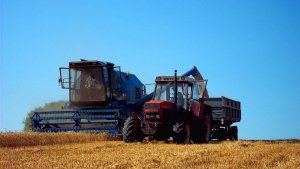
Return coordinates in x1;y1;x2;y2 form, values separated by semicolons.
173;119;191;144
122;116;144;143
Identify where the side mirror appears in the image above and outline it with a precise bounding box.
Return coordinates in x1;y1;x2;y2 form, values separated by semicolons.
58;78;62;86
142;85;147;96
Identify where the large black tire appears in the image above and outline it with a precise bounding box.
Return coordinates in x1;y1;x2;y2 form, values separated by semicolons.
217;128;227;141
229;126;238;141
122;116;144;143
195;113;212;143
173;121;185;143
173;116;191;144
192;105;213;143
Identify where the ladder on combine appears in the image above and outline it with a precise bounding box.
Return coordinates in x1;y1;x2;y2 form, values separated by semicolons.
31;109;125;136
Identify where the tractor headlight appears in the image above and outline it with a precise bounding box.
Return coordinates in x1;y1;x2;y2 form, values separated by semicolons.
145;113;160;119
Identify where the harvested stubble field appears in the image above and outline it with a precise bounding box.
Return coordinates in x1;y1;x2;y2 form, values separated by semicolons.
0;133;299;169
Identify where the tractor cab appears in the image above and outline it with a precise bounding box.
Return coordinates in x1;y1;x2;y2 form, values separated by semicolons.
146;76;207;111
152;76;205;109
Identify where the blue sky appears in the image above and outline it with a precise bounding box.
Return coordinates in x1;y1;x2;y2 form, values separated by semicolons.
1;0;299;139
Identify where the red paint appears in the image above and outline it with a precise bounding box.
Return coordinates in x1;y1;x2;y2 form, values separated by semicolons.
190;100;204;120
145;100;175;110
143;100;175;124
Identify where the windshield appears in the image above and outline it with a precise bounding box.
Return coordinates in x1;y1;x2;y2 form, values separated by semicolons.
153;82;172;101
70;67;106;102
153;80;207;101
153;82;189;101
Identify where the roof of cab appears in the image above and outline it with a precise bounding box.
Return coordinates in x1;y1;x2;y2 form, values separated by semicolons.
155;76;195;83
69;60;115;67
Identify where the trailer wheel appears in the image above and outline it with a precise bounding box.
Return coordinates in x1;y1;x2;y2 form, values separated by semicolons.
122;116;144;143
218;128;227;141
229;126;238;141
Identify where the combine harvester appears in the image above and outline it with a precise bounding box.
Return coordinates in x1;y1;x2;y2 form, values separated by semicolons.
31;60;147;135
123;69;241;143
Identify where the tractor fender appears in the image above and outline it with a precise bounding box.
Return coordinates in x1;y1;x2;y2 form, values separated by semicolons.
189;99;203;120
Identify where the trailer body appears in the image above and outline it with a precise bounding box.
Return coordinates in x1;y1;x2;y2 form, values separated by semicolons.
204;97;241;123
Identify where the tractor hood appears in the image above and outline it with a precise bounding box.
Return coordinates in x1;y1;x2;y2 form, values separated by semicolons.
144;100;175;112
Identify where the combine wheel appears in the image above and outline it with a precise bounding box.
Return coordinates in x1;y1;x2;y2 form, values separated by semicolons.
122;115;144;142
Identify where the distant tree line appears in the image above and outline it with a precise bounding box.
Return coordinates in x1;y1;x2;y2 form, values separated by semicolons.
23;100;67;131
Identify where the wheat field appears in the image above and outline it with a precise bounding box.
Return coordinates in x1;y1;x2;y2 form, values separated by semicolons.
0;133;299;169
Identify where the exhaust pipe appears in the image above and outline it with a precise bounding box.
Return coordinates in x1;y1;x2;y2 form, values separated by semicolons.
174;70;177;109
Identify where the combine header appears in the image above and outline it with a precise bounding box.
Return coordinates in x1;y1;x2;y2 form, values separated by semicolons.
32;60;145;135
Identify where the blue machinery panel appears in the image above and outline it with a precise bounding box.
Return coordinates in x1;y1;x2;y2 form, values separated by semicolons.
32;109;123;135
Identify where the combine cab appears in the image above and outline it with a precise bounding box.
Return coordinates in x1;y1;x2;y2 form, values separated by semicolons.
32;60;145;135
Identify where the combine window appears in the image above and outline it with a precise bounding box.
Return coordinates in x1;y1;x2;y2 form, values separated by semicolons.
70;67;106;103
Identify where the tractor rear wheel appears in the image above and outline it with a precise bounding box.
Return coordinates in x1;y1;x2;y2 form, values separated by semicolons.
197;113;212;143
122;116;144;143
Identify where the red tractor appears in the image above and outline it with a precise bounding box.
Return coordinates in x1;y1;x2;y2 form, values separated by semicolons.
123;69;241;143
